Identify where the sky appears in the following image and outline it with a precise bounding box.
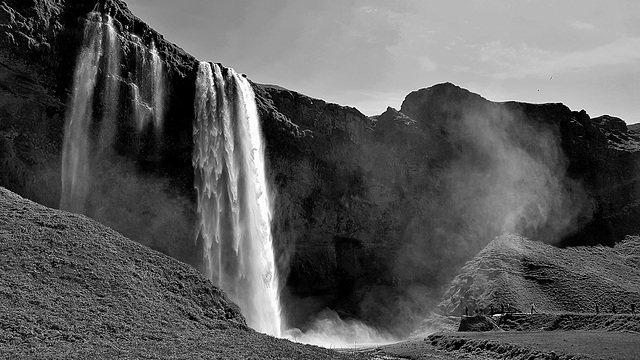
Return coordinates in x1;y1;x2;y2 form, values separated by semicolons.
125;0;640;123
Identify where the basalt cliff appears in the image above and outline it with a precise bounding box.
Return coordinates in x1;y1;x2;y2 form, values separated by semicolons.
2;0;640;333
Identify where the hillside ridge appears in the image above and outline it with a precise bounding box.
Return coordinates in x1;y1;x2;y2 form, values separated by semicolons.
0;187;356;359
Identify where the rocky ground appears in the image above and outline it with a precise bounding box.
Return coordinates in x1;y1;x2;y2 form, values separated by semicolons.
0;187;362;359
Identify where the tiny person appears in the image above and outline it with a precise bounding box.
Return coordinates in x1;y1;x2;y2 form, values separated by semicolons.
531;303;537;314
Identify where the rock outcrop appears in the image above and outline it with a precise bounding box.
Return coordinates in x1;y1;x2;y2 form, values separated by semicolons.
2;0;640;335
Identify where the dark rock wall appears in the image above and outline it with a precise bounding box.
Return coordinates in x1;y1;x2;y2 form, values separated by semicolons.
399;84;640;248
2;0;640;334
259;82;640;331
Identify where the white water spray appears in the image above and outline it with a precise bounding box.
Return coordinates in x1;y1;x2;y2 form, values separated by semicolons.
61;13;119;213
285;310;397;348
193;62;282;336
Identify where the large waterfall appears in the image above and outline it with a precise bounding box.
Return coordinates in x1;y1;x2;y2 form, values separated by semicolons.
193;62;282;336
64;11;282;337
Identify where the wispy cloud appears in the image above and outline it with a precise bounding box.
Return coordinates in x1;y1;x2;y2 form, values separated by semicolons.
568;20;596;31
418;57;437;72
477;37;640;79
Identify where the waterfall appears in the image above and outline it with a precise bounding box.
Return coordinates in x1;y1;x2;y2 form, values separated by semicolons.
193;62;282;336
130;36;165;135
63;11;281;337
61;12;166;214
151;42;165;132
61;12;120;213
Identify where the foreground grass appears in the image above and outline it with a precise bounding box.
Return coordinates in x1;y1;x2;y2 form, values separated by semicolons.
427;330;640;360
0;187;359;359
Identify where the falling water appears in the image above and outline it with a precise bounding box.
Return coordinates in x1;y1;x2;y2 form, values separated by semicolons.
61;12;166;213
61;13;120;213
150;42;165;132
130;36;165;135
193;62;282;336
97;16;121;155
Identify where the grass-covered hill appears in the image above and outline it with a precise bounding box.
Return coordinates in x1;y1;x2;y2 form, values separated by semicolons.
438;234;640;316
0;187;355;359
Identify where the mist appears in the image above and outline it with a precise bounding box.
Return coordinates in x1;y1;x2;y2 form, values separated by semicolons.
381;98;591;329
443;104;588;244
284;309;397;348
274;91;595;340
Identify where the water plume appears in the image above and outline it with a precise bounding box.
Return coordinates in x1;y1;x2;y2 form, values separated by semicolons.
285;310;396;348
193;62;282;336
444;104;587;245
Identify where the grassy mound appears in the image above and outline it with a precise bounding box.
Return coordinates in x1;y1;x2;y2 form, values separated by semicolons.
426;331;640;360
0;187;354;359
497;313;640;332
438;234;640;315
458;315;501;332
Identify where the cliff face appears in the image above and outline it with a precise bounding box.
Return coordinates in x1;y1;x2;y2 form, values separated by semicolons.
2;0;640;334
399;84;640;246
0;0;199;267
257;82;640;330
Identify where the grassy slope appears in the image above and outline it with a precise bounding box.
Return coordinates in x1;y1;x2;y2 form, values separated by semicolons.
425;331;640;360
438;234;640;315
377;234;640;360
0;187;355;359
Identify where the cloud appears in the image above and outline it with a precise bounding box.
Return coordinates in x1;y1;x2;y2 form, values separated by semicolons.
418;57;438;72
568;20;596;31
477;37;640;79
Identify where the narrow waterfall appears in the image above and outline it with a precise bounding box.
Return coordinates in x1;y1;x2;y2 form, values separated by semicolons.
150;42;165;132
193;62;282;336
61;12;166;214
61;12;120;213
130;35;165;135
